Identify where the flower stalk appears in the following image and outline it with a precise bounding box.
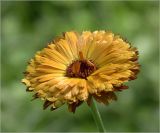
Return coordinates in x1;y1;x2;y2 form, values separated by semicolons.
90;98;106;132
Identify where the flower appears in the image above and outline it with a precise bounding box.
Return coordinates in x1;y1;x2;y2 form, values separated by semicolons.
22;31;139;113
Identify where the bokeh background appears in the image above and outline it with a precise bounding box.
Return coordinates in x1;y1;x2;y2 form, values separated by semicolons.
1;1;159;132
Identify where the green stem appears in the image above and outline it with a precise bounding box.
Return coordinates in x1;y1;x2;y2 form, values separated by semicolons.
90;98;106;132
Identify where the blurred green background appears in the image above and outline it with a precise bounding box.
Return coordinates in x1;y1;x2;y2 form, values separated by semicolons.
1;1;159;132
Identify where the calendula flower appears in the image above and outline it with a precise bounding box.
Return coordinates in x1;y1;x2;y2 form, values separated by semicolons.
22;31;139;113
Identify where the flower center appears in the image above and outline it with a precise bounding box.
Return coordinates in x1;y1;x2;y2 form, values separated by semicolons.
66;52;96;79
66;60;96;79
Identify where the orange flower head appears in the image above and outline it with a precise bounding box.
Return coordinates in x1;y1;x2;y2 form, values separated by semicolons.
22;31;140;113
